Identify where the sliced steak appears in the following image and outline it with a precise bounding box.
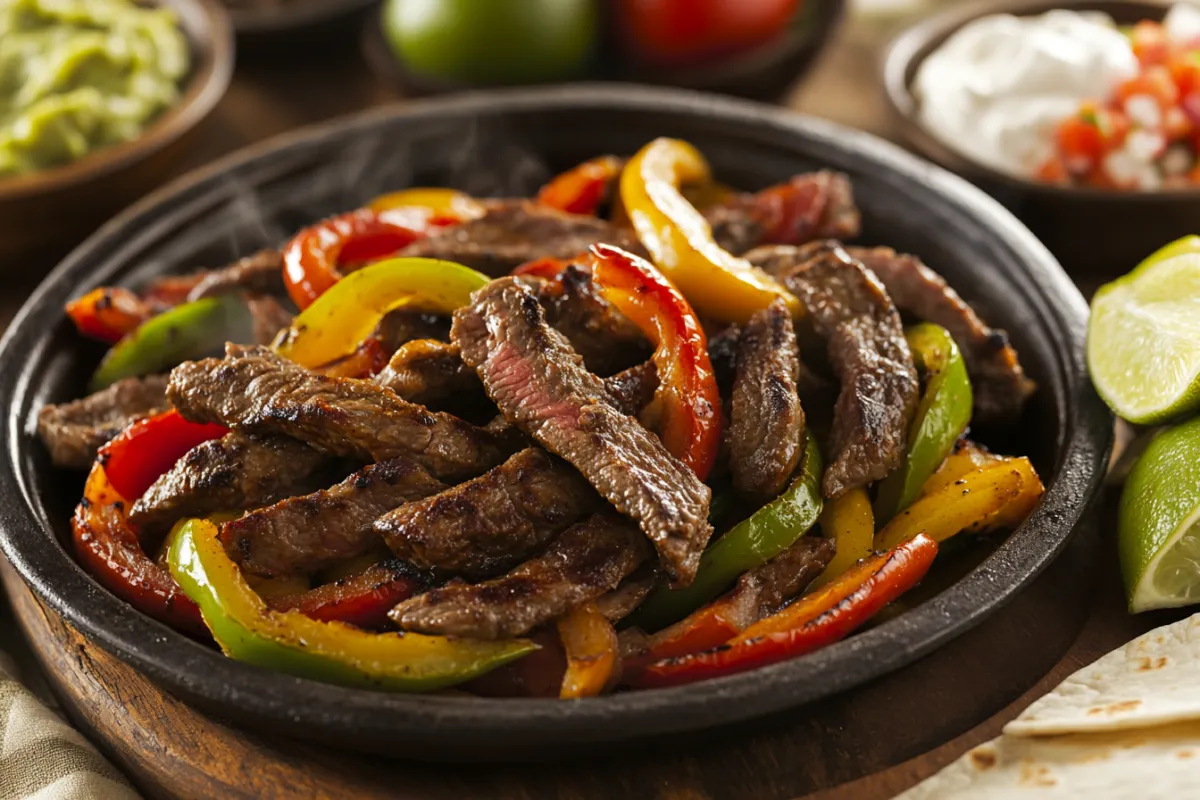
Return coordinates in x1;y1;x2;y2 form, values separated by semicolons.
186;249;286;302
374;448;599;579
845;245;1036;424
743;240;841;282
729;299;805;501
538;264;651;375
707;324;742;396
784;250;919;498
595;567;659;623
168;344;508;481
745;535;835;614
245;294;293;345
128;432;327;532
602;360;659;417
375;309;451;351
400;202;645;277
706;172;860;255
391;513;650;640
221;457;446;578
375;339;480;406
453;278;713;586
37;375;169;469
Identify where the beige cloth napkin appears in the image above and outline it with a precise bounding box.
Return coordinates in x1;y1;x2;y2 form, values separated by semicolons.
0;646;138;800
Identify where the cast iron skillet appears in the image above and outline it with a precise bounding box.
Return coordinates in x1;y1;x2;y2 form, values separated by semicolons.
0;85;1111;761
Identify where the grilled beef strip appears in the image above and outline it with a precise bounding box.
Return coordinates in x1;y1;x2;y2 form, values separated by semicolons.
453;278;713;587
400;202;646;277
37;375;169;469
729;299;806;502
128;432;328;532
705;171;861;255
374;447;600;579
844;245;1036;424
537;264;652;375
374;339;480;407
391;512;651;640
707;324;741;397
602;360;659;417
375;309;451;351
784;250;919;498
185;249;286;302
595;567;659;623
245;294;294;345
167;344;509;481
749;242;1035;424
221;456;446;578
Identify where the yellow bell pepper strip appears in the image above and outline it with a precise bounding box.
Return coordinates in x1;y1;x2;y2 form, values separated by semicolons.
272;257;490;369
557;602;618;698
619;137;798;324
66;287;154;344
168;519;538;691
629;433;823;631
810;487;874;590
874;459;1028;552
537;156;624;216
874;324;973;524
90;294;254;392
629;534;939;689
918;439;1002;497
368;188;486;229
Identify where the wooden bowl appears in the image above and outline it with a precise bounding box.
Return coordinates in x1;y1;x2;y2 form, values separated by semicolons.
0;0;234;270
0;86;1112;762
883;0;1194;277
362;0;847;102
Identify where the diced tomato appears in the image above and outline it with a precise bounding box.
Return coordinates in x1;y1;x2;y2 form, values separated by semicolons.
1117;65;1180;108
1132;20;1170;65
1034;156;1068;184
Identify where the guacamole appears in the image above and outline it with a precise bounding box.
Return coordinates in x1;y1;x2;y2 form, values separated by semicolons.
0;0;190;177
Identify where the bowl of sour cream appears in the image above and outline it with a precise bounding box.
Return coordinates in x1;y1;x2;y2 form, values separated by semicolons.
885;0;1200;275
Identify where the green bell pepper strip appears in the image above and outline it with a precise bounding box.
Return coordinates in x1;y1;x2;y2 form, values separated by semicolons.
629;434;823;632
873;323;972;525
272;257;490;369
90;294;254;392
167;518;538;692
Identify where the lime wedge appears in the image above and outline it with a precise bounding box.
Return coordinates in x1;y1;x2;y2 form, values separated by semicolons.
1088;245;1200;424
1120;417;1200;612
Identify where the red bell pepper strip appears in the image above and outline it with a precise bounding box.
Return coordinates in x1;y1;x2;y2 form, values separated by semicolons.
267;559;427;629
537;156;624;216
65;287;153;344
282;209;425;310
310;336;391;379
587;244;722;480
512;256;573;281
100;410;228;503
629;534;938;689
73;460;208;639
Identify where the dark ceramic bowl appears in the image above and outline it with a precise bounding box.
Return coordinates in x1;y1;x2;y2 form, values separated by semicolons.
228;0;377;47
362;0;846;101
0;0;234;269
884;0;1194;276
0;86;1111;761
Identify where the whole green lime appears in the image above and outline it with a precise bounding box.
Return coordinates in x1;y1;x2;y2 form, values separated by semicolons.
382;0;598;85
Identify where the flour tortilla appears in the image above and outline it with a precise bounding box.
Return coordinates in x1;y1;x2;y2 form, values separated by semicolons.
896;720;1200;799
1004;613;1200;737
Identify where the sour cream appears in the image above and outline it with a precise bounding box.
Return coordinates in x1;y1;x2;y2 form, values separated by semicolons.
913;10;1138;176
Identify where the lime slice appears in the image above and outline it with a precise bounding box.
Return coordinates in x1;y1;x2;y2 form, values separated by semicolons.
1088;244;1200;424
1120;417;1200;612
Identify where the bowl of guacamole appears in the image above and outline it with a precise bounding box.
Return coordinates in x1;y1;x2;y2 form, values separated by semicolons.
0;0;233;265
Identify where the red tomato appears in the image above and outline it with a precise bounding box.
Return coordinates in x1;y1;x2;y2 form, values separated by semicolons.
1131;20;1169;65
617;0;800;68
1117;64;1180;108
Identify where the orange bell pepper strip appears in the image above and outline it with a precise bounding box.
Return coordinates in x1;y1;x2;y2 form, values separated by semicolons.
629;534;938;689
557;602;619;698
620;138;798;324
282;209;426;309
586;244;722;479
537;156;624;216
66;287;153;344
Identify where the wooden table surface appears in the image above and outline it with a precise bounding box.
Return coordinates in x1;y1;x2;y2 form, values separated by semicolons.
0;6;1176;798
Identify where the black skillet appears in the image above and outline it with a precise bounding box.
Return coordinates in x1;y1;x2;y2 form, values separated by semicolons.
0;85;1112;762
